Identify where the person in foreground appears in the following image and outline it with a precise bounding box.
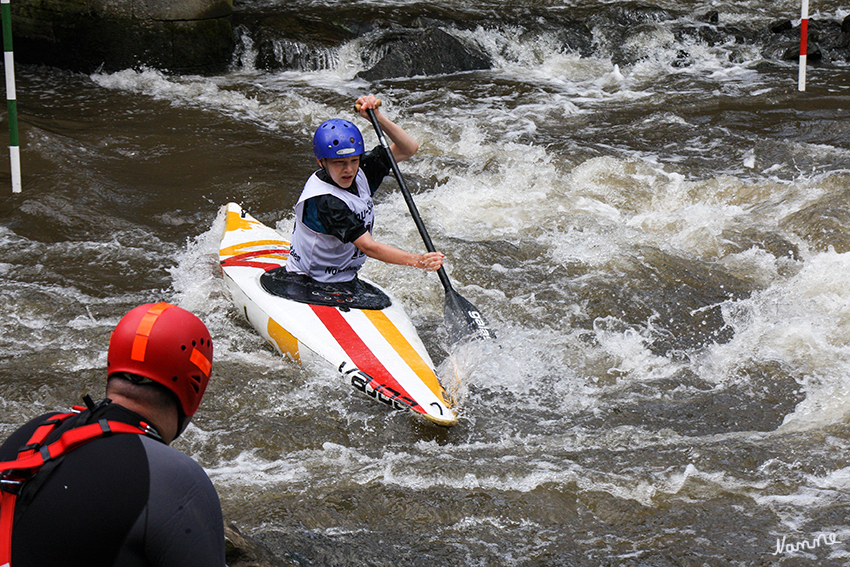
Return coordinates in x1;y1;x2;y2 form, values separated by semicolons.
0;302;225;567
286;94;445;283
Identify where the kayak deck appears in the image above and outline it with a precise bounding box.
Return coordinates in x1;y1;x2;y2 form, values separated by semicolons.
260;268;392;310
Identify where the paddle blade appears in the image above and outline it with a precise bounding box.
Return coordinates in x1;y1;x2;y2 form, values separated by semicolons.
444;289;496;344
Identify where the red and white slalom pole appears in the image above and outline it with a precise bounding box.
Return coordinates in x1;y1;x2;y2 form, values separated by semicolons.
798;0;809;91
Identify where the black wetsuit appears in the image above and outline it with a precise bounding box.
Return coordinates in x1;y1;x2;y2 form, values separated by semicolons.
0;401;225;567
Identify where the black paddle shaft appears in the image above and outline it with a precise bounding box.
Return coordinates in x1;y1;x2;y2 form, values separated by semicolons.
364;108;454;292
363;107;495;342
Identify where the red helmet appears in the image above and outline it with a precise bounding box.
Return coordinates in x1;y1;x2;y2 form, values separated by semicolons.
107;303;213;416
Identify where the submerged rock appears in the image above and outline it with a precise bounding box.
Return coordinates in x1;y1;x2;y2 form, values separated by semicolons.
225;523;297;567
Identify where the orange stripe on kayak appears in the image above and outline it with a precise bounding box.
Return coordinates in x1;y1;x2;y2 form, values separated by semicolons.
310;304;424;415
362;309;449;407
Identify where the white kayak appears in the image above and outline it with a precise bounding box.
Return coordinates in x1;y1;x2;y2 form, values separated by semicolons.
217;202;458;427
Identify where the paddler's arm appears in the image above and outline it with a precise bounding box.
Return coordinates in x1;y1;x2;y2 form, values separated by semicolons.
353;232;444;271
356;95;419;162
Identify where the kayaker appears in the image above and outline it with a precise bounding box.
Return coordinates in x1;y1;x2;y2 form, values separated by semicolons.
0;302;225;567
286;94;445;283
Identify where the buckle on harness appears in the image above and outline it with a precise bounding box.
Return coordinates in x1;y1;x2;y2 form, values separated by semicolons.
138;422;162;441
98;419;111;435
0;478;24;495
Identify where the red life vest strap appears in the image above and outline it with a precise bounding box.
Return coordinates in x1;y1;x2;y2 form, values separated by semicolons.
12;411;78;460
0;420;146;476
0;490;16;567
0;411;150;567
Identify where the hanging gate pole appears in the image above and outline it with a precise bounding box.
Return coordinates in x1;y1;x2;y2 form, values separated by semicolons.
798;0;809;91
1;0;20;193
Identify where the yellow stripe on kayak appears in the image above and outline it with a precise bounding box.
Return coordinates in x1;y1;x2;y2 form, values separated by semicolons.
226;208;262;231
362;309;451;408
222;208;289;259
220;239;289;259
268;317;300;362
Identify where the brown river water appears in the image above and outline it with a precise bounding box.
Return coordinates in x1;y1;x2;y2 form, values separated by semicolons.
2;0;850;564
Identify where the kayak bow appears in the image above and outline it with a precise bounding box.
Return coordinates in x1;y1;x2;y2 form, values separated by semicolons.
218;202;458;427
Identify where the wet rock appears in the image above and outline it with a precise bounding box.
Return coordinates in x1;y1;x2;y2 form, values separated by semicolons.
769;19;794;34
675;20;750;52
11;0;233;73
357;28;491;81
225;522;296;567
595;5;850;68
517;16;595;58
356;27;491;80
233;8;375;72
762;17;850;63
672;49;693;68
699;11;720;25
589;4;678;66
253;36;333;72
782;42;823;62
812;19;850;62
597;3;677;27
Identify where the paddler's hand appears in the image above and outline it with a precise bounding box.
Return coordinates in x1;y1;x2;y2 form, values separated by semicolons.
417;251;445;271
355;95;381;119
354;95;418;161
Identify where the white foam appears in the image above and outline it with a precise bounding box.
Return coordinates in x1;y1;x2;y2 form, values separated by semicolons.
694;249;850;430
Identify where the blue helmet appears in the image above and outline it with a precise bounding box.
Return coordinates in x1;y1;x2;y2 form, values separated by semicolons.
313;119;365;159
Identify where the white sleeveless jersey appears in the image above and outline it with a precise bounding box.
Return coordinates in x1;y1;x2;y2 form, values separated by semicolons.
286;170;374;283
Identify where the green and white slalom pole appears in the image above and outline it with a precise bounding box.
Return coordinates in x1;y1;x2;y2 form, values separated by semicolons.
1;0;20;192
